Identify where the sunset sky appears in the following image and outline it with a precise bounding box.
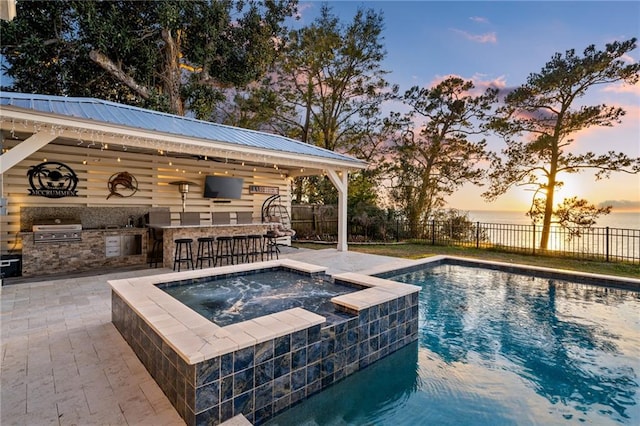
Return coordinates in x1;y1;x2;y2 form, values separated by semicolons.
297;1;640;213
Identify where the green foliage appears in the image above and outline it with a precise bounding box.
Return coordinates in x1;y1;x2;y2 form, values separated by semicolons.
483;38;640;249
387;77;496;238
219;4;394;205
430;209;484;243
1;0;297;115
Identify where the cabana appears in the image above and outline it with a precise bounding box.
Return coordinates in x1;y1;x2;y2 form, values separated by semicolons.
0;92;366;276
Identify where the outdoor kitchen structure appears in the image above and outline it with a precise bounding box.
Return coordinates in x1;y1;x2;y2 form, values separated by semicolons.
0;92;367;280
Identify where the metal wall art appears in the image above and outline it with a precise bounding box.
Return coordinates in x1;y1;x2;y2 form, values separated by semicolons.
27;161;79;198
107;171;139;199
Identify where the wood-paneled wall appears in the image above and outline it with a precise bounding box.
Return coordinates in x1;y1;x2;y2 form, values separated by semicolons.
1;140;292;253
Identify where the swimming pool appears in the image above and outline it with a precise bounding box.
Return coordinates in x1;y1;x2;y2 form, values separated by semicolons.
266;261;640;425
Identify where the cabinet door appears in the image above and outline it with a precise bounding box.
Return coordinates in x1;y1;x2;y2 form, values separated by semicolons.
121;235;142;255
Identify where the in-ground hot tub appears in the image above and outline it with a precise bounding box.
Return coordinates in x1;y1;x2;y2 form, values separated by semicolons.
158;268;357;327
109;259;421;425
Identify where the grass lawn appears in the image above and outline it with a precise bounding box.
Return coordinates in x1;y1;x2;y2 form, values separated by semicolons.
292;241;640;279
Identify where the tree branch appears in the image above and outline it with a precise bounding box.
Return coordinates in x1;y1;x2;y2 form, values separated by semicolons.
88;50;150;99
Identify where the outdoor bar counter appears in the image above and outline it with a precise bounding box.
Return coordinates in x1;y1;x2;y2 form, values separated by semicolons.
156;223;271;268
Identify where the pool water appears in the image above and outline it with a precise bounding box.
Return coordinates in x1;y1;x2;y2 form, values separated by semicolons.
160;269;355;326
266;264;640;425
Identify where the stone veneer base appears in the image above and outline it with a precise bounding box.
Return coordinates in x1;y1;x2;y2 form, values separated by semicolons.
109;259;420;425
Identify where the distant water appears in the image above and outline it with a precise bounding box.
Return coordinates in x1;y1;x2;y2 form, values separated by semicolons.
466;210;639;229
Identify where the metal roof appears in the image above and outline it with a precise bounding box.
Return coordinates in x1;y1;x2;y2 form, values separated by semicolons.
0;92;366;166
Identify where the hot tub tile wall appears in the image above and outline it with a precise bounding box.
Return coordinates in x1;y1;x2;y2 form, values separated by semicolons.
111;264;420;425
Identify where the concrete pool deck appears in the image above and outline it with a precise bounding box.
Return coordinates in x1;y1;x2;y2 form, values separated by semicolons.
1;248;417;425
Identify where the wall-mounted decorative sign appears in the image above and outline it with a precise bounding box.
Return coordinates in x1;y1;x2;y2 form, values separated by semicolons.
249;185;279;195
27;161;79;198
107;171;139;199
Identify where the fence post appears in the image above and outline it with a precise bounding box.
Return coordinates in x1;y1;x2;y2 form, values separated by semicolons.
532;224;536;255
476;221;480;248
606;226;610;262
396;219;399;242
431;220;436;245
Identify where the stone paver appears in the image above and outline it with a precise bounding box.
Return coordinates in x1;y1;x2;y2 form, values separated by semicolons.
1;268;186;426
1;248;418;425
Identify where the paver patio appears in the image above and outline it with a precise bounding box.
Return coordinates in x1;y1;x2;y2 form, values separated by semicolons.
1;249;416;425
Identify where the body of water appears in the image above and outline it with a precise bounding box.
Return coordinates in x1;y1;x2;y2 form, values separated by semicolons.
467;210;639;229
462;211;639;261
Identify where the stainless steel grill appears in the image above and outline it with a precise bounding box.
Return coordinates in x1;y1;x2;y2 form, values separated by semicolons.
32;224;82;243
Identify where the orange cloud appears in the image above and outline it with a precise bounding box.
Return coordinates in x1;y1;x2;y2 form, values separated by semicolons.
426;74;507;96
602;80;640;96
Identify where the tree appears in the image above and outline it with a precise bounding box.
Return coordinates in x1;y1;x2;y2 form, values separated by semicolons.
222;4;394;204
483;39;640;249
387;77;496;238
1;0;297;116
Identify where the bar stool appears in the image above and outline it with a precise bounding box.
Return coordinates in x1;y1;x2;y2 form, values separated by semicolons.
247;234;263;262
233;235;249;264
196;237;216;268
148;227;163;268
215;236;234;266
263;232;278;260
173;238;194;271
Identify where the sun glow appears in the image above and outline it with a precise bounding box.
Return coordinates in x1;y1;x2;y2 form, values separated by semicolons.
549;174;585;203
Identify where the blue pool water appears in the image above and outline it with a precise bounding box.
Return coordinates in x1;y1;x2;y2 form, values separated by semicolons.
160;269;355;326
267;264;640;425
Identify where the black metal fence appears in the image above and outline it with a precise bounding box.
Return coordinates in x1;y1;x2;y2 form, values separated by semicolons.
405;220;640;264
291;208;640;264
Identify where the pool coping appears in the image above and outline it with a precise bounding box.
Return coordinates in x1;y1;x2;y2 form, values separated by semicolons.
363;255;640;291
108;258;422;364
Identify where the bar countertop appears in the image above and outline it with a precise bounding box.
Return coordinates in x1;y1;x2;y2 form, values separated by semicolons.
152;223;266;229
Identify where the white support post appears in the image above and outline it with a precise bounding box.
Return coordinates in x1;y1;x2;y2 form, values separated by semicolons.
0;132;57;174
326;169;348;252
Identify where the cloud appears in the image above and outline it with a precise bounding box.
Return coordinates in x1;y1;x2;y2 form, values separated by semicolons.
469;16;489;24
598;200;640;211
620;53;637;64
451;28;497;44
426;73;508;96
295;2;314;20
470;73;507;91
567;101;640;143
602;80;640;96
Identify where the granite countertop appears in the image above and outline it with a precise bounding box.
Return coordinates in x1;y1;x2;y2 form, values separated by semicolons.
21;226;147;234
154;223;267;229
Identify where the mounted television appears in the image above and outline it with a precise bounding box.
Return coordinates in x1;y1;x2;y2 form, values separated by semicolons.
203;175;244;199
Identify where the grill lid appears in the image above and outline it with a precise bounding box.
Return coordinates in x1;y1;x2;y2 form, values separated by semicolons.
33;223;82;232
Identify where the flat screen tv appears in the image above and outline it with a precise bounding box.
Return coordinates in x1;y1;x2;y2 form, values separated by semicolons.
203;175;244;199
